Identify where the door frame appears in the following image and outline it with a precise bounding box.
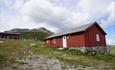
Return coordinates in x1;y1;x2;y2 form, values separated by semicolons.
62;36;67;48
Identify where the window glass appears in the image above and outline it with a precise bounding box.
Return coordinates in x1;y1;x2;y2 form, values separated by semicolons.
96;34;100;41
53;38;56;44
46;40;49;43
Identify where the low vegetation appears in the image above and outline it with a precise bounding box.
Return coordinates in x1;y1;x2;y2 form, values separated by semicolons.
20;31;51;41
32;45;115;69
0;39;115;70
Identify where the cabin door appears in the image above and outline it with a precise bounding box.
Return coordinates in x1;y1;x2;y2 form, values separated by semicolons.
62;36;67;48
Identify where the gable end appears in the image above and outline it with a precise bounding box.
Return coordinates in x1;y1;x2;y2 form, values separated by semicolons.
85;22;106;35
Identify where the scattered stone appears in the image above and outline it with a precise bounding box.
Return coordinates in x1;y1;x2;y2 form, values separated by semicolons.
57;48;64;51
0;44;110;70
0;41;4;44
30;43;36;46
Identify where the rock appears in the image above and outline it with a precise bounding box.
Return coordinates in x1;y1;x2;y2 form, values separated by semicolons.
57;48;64;51
0;41;4;44
30;43;36;46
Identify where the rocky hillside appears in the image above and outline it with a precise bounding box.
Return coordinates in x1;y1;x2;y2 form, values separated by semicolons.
0;39;115;70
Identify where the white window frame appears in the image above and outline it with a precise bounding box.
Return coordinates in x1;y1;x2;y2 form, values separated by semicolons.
53;38;56;44
46;40;49;43
67;36;70;39
96;34;100;41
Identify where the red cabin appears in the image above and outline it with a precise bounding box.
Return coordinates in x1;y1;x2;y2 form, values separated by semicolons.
45;22;107;53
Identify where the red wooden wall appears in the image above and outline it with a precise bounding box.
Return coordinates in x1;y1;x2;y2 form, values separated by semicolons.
45;37;63;48
84;24;106;47
67;33;85;47
45;23;106;48
45;32;85;48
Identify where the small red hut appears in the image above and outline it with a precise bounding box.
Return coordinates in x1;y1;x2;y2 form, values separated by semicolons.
45;22;107;53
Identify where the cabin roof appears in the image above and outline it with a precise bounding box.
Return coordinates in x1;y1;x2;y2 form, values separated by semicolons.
46;22;106;39
0;32;20;35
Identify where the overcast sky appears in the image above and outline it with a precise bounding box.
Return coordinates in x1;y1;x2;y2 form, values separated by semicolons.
0;0;115;45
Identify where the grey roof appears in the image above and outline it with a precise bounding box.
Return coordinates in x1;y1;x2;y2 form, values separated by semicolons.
47;22;95;39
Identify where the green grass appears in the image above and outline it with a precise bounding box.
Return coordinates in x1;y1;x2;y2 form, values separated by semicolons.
0;39;115;69
20;31;51;41
110;46;115;55
31;44;115;69
0;39;24;62
31;45;115;68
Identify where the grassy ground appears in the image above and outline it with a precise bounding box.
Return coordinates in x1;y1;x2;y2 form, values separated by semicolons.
32;45;115;69
0;39;115;70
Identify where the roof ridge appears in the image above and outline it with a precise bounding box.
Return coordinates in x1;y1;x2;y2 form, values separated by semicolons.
47;22;96;39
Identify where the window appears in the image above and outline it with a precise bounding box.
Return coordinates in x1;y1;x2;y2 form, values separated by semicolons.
53;38;56;44
46;40;49;43
67;36;69;39
96;34;100;41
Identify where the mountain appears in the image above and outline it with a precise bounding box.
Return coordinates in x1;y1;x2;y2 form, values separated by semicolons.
4;27;52;34
4;28;30;33
4;27;53;41
29;27;53;34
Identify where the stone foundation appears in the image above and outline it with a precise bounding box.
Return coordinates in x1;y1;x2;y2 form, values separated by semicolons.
70;46;108;53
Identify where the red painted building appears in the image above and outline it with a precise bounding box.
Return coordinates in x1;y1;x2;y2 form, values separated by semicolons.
45;22;107;53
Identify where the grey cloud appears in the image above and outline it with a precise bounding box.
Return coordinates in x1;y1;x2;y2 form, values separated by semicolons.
19;0;115;32
20;0;82;31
